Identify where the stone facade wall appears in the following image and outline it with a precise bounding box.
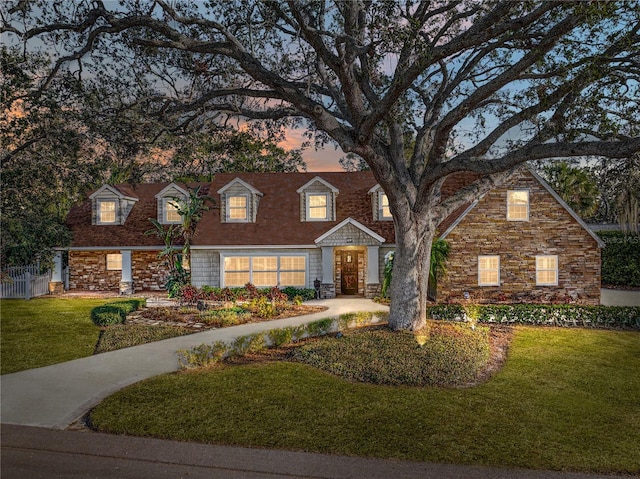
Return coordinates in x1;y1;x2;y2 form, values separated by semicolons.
438;171;601;305
69;250;165;291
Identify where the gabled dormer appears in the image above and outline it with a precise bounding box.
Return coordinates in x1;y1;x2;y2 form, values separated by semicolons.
368;184;392;221
155;183;189;225
296;176;339;222
89;185;138;225
217;177;263;223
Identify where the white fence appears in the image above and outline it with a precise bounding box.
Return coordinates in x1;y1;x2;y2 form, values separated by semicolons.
1;266;52;300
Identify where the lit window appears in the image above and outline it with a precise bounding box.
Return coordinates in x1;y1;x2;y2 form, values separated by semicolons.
478;255;500;286
279;256;306;287
222;255;306;287
106;253;122;271
224;256;250;286
379;192;392;219
308;194;328;220
507;190;529;221
98;200;116;224
536;255;558;286
164;199;182;223
228;195;248;221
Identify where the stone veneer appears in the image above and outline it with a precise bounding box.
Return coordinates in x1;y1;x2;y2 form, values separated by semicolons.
437;171;601;305
69;250;166;291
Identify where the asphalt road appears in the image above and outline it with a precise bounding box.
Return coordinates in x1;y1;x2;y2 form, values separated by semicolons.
1;425;634;479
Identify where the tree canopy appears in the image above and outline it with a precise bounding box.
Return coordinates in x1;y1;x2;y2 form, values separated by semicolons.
2;0;638;328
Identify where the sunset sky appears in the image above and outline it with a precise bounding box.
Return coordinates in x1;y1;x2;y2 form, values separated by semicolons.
278;127;345;172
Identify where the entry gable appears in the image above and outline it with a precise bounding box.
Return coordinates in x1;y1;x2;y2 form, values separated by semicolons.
315;218;386;246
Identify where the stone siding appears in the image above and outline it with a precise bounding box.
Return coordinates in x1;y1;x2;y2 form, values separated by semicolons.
438;171;601;304
69;250;165;291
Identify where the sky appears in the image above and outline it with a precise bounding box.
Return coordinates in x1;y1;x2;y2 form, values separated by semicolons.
278;127;345;172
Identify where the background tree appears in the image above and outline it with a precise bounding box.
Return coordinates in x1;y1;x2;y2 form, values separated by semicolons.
3;1;639;329
540;161;599;220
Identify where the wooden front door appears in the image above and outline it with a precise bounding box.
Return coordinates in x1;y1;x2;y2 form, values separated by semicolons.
341;251;360;295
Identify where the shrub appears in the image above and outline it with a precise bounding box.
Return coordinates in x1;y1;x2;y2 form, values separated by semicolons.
176;284;200;305
91;305;127;326
305;318;334;336
292;322;490;387
247;296;278;318
200;307;252;327
177;341;228;369
281;287;317;301
598;231;640;286
428;304;640;329
231;333;267;356
108;299;146;314
267;327;295;347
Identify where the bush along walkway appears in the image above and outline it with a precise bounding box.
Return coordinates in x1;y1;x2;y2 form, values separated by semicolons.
0;298;387;429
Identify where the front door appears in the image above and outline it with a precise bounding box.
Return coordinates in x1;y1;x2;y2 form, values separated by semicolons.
341;251;360;295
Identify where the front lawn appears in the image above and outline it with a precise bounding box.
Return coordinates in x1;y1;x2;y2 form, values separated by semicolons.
89;326;640;474
1;298;106;374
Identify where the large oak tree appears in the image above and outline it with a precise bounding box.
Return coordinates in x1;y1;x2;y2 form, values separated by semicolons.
3;0;638;329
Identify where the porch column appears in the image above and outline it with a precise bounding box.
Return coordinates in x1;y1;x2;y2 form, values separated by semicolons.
119;250;134;295
366;246;380;284
48;251;64;294
320;246;336;298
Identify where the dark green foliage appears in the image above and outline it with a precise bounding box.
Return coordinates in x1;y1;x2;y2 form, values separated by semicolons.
280;287;316;301
90;299;145;326
267;327;294;347
428;304;640;329
598;231;640;286
91;305;126;326
96;324;192;353
305;318;334;337
293;323;490;387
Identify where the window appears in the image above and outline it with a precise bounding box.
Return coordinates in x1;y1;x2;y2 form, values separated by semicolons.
98;200;116;224
164;198;182;223
106;253;122;271
307;193;328;220
379;192;392;219
478;255;500;286
223;255;306;287
224;256;250;286
536;255;558;286
228;195;248;221
507;190;529;221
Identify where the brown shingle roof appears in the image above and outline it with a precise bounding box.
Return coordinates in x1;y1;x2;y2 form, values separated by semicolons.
66;172;480;248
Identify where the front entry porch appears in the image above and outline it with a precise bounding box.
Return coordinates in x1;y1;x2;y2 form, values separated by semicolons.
314;218;386;299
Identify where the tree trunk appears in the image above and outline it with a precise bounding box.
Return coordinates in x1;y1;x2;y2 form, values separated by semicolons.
387;214;435;331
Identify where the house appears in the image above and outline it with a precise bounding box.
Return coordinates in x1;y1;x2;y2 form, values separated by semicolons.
54;167;603;304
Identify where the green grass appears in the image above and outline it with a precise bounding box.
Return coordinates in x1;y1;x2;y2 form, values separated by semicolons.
95;324;194;354
1;298;105;374
89;327;640;474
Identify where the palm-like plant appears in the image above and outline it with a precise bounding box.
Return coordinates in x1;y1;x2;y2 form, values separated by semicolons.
542;162;599;220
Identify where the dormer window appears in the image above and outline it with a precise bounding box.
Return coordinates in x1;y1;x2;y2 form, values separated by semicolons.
307;193;328;220
98;200;116;224
163;198;182;223
379;193;391;219
296;176;338;222
228;195;248;222
369;184;392;221
90;184;139;226
218;178;263;223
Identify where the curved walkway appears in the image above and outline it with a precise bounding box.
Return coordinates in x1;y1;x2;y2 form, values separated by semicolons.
0;298;386;429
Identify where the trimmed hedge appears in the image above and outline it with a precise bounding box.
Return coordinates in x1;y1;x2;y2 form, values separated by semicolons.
598;231;640;286
428;304;640;329
90;299;146;327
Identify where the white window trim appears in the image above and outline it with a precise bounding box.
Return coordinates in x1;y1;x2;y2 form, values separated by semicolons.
305;192;330;221
226;194;250;223
478;255;500;286
97;199;117;225
162;197;183;224
536;255;559;286
106;253;122;271
220;253;309;288
378;192;392;220
506;189;530;222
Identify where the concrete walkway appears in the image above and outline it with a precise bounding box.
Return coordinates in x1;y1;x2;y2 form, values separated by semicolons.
0;298;386;429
